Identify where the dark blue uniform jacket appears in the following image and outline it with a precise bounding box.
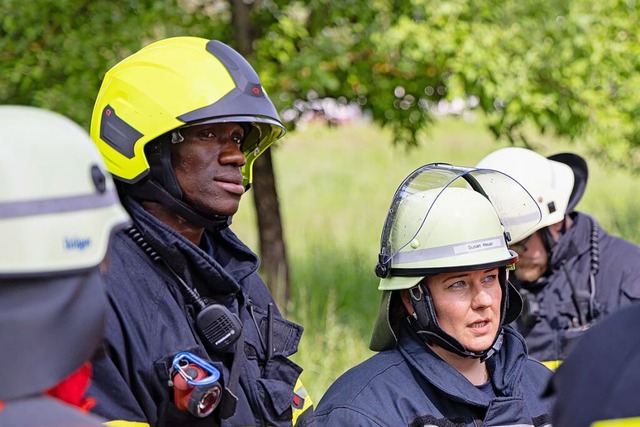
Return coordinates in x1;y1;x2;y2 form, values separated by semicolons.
513;212;640;363
550;303;640;427
316;324;554;427
88;197;312;427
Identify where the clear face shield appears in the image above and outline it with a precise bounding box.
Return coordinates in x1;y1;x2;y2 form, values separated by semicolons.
375;163;543;279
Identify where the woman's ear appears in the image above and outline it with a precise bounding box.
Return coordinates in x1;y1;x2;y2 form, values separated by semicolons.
400;290;416;318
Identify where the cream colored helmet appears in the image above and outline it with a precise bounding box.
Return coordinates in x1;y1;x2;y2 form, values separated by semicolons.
371;163;542;354
0;106;130;276
476;147;588;243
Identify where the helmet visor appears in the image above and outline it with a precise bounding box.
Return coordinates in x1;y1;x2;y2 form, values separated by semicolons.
378;163;542;269
176;115;285;187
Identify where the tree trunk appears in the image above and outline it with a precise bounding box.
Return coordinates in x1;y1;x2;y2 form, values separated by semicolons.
251;151;290;310
231;0;290;312
231;0;252;53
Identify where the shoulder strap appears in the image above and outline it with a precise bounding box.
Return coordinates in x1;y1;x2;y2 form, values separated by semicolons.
218;331;244;419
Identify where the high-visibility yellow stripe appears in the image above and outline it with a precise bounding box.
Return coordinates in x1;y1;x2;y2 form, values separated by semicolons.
592;417;640;426
292;378;314;426
542;360;562;370
103;379;314;427
104;421;150;427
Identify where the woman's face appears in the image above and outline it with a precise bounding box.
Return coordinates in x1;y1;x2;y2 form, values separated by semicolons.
426;268;502;353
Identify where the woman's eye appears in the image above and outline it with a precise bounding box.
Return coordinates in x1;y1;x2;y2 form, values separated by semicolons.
482;274;497;285
448;280;466;289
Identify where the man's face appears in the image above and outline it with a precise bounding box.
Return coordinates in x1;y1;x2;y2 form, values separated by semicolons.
171;122;247;218
511;231;548;282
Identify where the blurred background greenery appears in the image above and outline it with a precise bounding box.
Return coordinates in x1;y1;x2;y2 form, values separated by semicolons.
231;115;640;400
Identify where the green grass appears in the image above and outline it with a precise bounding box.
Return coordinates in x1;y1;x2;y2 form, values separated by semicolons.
231;116;640;401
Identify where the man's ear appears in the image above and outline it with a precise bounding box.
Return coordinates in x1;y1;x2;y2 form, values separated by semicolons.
548;218;566;241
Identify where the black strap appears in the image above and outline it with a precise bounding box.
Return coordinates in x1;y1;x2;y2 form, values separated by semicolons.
562;263;590;326
588;220;600;318
126;179;232;231
219;329;244;419
560;217;601;326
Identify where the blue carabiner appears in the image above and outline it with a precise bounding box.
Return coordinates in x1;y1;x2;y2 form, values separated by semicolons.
171;352;221;386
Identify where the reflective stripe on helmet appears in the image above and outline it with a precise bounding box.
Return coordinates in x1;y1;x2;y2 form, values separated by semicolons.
0;105;130;276
392;236;509;265
0;188;120;219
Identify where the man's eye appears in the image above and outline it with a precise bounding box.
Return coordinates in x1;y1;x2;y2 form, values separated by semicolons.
198;131;216;139
232;135;243;145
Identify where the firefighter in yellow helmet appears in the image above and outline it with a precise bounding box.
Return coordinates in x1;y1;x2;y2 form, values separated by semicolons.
87;37;314;427
0;105;130;427
315;164;554;426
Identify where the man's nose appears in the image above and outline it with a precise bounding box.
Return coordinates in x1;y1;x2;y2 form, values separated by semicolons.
219;140;246;166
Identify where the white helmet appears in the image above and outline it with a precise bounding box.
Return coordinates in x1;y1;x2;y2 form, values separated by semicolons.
370;164;542;354
476;147;588;243
0;106;130;276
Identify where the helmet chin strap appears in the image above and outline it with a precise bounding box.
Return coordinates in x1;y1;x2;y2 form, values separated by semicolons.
131;134;232;232
408;320;504;362
125;179;232;231
408;269;508;361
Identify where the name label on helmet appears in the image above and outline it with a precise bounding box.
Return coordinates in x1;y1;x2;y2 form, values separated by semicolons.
64;237;92;251
454;238;502;254
394;236;508;265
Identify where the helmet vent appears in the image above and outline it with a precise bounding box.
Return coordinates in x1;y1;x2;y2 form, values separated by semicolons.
100;105;141;160
91;165;107;194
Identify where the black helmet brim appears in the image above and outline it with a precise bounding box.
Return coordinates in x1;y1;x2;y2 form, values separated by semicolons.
548;153;588;213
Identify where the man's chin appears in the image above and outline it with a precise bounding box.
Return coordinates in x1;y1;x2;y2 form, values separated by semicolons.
193;200;240;219
514;266;545;283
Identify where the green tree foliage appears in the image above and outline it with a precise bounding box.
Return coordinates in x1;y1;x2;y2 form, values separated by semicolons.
251;0;640;167
2;0;638;165
0;0;230;126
